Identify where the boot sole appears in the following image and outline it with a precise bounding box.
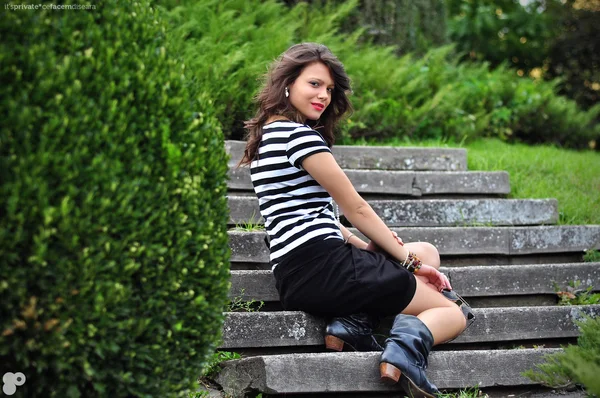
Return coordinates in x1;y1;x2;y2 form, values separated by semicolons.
379;363;436;398
400;374;437;398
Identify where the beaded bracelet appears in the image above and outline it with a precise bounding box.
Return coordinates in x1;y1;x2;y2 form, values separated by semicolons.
402;252;422;273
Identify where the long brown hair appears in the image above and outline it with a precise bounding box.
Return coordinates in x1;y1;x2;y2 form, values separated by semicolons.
239;43;353;166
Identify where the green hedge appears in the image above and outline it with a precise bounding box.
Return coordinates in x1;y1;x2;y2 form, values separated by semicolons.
160;0;599;149
0;1;230;397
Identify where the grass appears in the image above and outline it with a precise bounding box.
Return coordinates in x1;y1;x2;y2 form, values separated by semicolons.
437;385;487;397
465;139;600;225
347;137;600;225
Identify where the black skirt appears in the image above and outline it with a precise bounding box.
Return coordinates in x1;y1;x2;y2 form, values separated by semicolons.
272;238;417;317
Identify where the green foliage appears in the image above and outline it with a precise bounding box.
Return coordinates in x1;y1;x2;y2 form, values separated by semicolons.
157;0;598;149
584;250;600;263
201;351;242;380
233;212;265;232
437;385;486;398
554;280;600;306
336;0;449;56
340;45;600;148
524;316;600;396
545;1;600;109
447;0;600;110
158;0;358;141
0;1;230;396
227;289;265;313
447;0;557;72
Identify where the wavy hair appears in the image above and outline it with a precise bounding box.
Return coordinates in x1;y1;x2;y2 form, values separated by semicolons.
239;43;352;166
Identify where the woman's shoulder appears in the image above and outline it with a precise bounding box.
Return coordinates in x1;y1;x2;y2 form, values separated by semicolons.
263;119;308;131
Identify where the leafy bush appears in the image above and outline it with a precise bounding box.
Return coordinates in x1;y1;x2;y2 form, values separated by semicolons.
158;0;358;141
447;0;600;110
0;1;230;396
339;45;600;148
159;0;598;149
524;316;600;396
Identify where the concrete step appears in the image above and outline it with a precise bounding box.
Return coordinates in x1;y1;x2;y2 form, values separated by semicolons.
226;140;467;171
228;167;510;197
215;348;561;396
220;305;599;349
229;262;600;303
228;226;600;264
228;197;558;227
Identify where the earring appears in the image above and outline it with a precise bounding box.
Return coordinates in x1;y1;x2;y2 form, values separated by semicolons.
285;87;289;98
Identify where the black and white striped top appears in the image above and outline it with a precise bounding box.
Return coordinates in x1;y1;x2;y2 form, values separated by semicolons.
250;121;343;269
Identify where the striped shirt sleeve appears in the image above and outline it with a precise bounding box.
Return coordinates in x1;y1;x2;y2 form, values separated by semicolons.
285;127;331;169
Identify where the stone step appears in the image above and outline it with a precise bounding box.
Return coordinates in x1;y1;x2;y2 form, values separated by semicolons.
228;197;558;227
220;305;599;349
215;348;561;396
228;167;510;197
226;140;468;171
229;262;600;303
228;226;600;264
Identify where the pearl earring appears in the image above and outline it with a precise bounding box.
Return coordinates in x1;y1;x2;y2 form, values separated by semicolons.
285;87;289;98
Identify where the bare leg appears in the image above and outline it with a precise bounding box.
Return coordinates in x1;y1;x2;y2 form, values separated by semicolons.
404;242;441;289
402;278;466;344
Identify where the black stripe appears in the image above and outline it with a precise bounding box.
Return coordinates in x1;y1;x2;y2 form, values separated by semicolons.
266;200;331;218
259;191;330;212
252;161;294;175
263;124;300;132
252;170;307;187
290;148;330;169
255;150;287;160
287;140;328;158
270;212;338;240
261;136;288;145
270;224;338;253
256;179;321;199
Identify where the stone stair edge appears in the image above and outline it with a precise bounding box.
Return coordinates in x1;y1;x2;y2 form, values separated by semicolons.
225;140;468;171
228;263;600;302
228;226;600;260
228;197;559;227
215;348;562;395
220;304;600;349
228;167;511;196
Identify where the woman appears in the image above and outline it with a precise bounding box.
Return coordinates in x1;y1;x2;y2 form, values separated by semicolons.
239;43;467;398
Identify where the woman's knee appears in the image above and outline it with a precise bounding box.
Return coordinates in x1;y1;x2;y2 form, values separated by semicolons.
404;242;440;269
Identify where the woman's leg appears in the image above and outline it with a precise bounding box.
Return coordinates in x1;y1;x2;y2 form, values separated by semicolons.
404;242;442;290
403;242;440;269
402;278;466;344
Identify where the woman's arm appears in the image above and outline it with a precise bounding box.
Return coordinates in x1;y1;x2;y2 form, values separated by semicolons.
302;152;410;263
339;224;368;249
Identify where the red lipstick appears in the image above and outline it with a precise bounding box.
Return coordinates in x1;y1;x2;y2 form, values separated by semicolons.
311;103;324;111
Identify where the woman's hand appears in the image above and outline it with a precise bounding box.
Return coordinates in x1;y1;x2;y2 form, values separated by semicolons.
416;264;452;291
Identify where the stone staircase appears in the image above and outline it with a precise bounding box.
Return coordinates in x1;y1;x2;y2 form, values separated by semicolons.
212;140;600;397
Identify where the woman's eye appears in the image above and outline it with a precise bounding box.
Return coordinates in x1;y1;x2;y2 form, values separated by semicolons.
310;81;319;87
327;87;333;93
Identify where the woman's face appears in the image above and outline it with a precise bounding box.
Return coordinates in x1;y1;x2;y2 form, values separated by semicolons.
288;61;334;121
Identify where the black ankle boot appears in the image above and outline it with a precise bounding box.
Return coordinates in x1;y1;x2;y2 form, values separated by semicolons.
379;314;439;398
324;313;383;352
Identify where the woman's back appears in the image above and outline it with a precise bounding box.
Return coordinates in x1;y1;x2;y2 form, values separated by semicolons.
250;120;342;268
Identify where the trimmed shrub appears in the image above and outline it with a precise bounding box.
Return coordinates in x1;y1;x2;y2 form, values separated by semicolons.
0;1;230;397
